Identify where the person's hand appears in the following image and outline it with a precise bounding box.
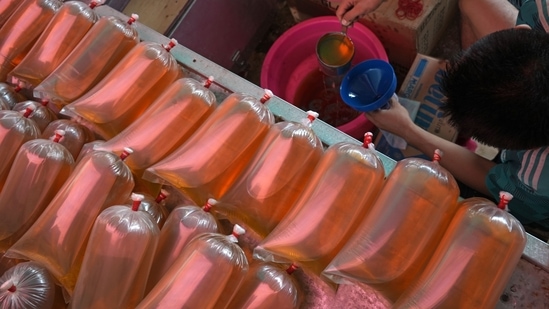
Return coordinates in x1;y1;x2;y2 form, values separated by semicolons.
364;97;416;139
336;0;384;26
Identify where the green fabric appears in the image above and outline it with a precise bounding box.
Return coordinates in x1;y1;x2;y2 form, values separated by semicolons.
516;0;549;32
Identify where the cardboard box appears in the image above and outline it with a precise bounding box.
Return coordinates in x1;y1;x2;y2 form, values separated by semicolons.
287;0;458;82
374;53;458;160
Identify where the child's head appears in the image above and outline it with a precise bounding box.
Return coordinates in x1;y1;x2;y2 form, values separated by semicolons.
441;28;549;150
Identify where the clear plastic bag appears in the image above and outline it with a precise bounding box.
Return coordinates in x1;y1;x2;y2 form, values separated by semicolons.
0;83;26;110
7;0;99;90
60;40;183;139
0;131;74;252
0;252;20;277
0;0;63;81
323;151;461;302
0;109;40;192
137;225;248;309
5;150;135;295
143;92;275;206
75;140;105;164
0;0;24;28
125;192;169;229
145;198;219;293
41;119;95;161
69;194;160;309
12;100;57;132
214;113;324;239
253;140;385;278
392;194;527;309
33;14;140;113
95;77;217;177
226;262;302;309
0;261;56;309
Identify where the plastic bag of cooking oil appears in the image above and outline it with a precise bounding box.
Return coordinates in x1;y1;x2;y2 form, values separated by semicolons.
143;91;275;206
75;140;105;164
95;77;217;175
392;193;526;309
0;252;20;276
33;14;140;113
7;1;99;90
0;0;63;81
145;198;220;293
0;109;40;192
322;150;461;303
137;225;248;309
226;262;302;309
0;82;26;110
213;111;324;239
0;0;25;28
0;130;74;252
12;100;57;132
41;119;95;160
0;261;56;309
5;150;134;295
69;193;160;309
60;39;183;139
124;192;169;229
253;139;386;279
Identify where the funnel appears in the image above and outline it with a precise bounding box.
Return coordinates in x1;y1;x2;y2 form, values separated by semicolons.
340;59;397;112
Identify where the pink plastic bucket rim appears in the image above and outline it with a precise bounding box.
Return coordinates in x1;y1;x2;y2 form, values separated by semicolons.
260;16;388;139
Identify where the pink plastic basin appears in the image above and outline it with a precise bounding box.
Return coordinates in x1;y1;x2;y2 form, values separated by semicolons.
260;16;388;140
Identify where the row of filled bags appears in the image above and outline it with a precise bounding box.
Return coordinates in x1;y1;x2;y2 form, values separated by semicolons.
0;0;528;308
0;111;529;309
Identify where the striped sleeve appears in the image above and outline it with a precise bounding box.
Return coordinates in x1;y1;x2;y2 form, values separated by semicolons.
517;147;549;194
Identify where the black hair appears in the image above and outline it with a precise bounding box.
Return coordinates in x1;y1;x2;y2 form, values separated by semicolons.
441;28;549;150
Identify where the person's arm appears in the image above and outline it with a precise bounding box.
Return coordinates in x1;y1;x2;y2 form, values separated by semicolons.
336;0;384;25
365;99;496;196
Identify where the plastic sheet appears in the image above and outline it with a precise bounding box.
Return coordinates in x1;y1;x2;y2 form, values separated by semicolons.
60;40;183;139
143;91;275;206
0;130;74;252
41;119;95;160
5;150;135;295
226;262;302;309
95;77;217;177
33;14;140;112
392;194;527;309
0;261;56;309
7;0;99;90
323;151;460;303
0;0;24;28
0;0;63;81
253;139;385;278
0;82;26;110
213;112;324;239
69;194;160;309
0;109;40;192
145;198;219;293
137;225;248;309
12;100;57;132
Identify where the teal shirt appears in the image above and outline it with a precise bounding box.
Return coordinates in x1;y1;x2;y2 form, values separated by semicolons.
516;0;549;32
486;147;549;227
